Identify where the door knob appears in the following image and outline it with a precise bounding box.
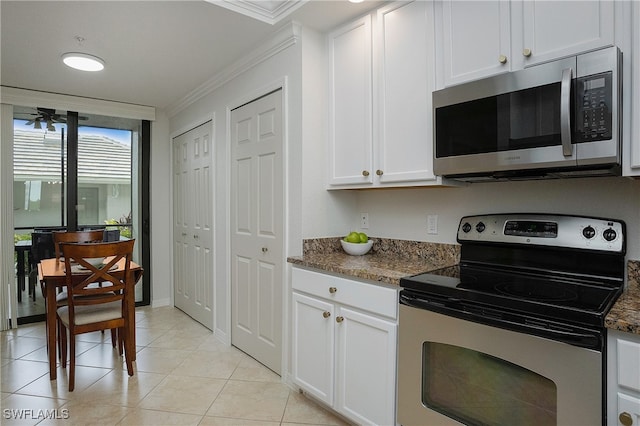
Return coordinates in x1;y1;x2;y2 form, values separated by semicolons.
262;247;268;253
322;311;331;318
523;48;532;57
620;412;633;426
362;170;370;177
498;54;508;64
336;316;344;323
329;287;337;294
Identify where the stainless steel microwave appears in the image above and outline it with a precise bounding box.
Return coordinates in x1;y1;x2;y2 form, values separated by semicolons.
433;46;622;182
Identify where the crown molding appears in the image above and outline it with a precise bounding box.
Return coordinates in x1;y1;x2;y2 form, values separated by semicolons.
206;0;309;25
166;21;301;117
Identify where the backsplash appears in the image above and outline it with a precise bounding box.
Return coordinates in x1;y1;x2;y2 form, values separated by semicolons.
302;237;460;265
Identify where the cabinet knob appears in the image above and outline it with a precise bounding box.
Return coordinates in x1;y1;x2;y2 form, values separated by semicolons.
322;311;331;319
498;54;508;64
329;287;337;294
362;170;370;177
620;412;633;426
523;48;532;57
376;169;384;176
262;247;268;253
194;234;199;239
336;316;344;323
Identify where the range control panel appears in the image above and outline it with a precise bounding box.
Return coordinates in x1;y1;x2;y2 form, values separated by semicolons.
457;214;625;253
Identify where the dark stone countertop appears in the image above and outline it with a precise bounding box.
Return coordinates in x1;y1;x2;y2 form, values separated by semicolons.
605;260;640;335
288;237;460;286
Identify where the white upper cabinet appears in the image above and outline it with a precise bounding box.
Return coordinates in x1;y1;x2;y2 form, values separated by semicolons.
436;0;615;88
328;15;373;186
328;1;442;188
435;0;513;88
520;0;614;67
627;1;640;174
376;1;437;185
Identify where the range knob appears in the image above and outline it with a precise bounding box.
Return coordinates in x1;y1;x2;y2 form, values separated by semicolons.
582;226;596;239
462;222;472;233
603;228;617;242
476;222;486;233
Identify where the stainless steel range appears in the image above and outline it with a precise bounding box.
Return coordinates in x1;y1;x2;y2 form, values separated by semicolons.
397;214;625;426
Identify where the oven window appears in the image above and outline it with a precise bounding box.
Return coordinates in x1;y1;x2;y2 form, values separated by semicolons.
422;342;557;426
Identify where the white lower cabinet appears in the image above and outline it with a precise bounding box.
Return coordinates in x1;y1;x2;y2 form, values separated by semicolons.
292;267;398;426
608;330;640;426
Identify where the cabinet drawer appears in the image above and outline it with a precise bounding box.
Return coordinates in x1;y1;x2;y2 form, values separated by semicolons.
618;338;640;392
292;267;397;319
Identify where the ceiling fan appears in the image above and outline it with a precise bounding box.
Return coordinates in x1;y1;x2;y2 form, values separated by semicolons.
23;108;87;131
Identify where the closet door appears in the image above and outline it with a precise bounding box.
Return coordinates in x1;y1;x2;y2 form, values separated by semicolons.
230;90;284;374
172;121;214;329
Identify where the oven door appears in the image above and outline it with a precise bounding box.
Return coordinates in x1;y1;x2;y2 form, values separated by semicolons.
397;304;602;426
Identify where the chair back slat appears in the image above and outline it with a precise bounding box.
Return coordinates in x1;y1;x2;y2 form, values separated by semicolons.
53;230;105;262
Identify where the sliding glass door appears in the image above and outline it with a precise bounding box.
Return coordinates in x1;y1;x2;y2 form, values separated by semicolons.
13;106;149;323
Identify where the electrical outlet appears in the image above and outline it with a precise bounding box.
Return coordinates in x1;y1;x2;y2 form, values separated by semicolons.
361;213;369;229
427;214;438;235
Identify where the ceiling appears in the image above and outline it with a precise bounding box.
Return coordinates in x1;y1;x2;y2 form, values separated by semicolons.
1;0;382;111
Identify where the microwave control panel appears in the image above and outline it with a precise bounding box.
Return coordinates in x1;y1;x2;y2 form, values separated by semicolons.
575;71;613;143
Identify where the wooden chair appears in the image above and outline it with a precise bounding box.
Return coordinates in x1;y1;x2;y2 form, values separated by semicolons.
52;230;115;355
58;240;136;391
53;230;104;262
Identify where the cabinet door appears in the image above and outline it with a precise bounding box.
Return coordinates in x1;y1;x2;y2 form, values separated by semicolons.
629;1;640;172
335;306;397;426
617;393;640;426
436;0;512;87
520;0;614;67
376;1;437;184
328;15;373;186
291;292;335;405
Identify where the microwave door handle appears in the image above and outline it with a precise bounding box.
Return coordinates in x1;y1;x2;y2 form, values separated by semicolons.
560;67;573;156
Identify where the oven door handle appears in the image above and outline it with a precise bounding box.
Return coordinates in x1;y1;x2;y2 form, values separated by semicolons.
400;292;602;350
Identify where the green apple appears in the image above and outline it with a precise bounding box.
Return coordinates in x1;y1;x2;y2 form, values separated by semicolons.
358;232;368;243
346;231;361;243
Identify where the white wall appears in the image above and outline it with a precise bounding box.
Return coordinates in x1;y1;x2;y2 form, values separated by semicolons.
300;26;357;242
353;177;640;259
149;111;172;306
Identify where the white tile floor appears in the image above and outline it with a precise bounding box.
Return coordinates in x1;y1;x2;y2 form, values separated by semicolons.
1;306;350;426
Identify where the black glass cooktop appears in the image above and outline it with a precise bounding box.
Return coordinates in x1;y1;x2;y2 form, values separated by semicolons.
400;263;623;326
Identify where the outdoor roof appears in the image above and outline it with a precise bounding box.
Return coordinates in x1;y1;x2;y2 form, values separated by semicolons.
13;130;132;184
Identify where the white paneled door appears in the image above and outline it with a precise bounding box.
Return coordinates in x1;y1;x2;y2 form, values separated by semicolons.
172;121;214;329
231;89;283;374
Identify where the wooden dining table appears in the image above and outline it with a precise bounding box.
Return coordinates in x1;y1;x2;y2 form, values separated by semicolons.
38;257;143;380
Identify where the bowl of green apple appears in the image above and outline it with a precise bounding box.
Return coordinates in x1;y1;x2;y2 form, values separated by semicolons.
340;231;373;255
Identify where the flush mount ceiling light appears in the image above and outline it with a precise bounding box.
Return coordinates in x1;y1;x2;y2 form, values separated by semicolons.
61;52;105;72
